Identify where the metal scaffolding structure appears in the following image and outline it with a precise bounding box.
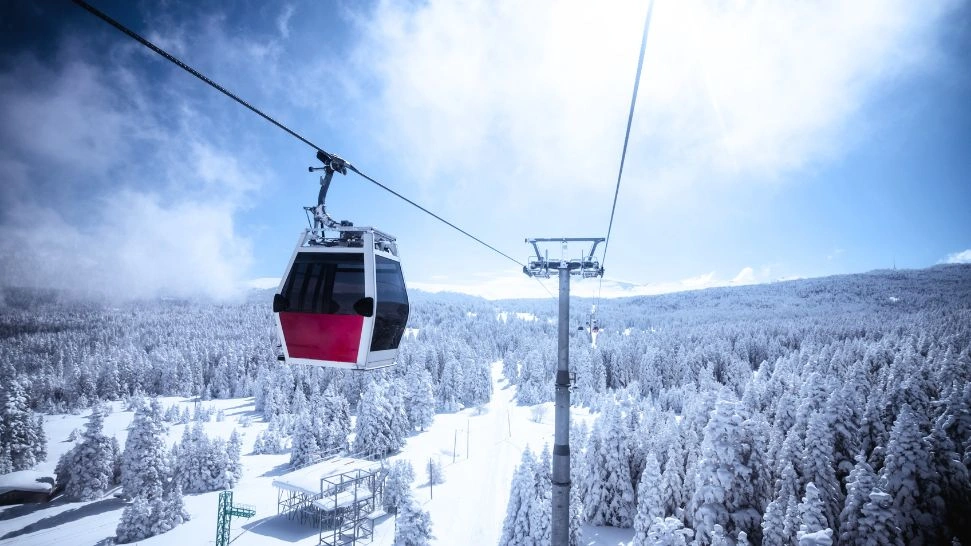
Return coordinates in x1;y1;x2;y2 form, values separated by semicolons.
272;457;384;546
317;469;383;546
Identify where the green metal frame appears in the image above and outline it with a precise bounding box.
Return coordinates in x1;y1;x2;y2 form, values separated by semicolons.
216;490;257;546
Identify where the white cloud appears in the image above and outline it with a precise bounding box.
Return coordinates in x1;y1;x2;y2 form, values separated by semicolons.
0;194;252;301
0;49;263;301
731;267;756;285
0;58;140;177
247;277;282;290
410;265;772;300
408;275;559;301
942;249;971;264
350;0;956;209
277;5;296;40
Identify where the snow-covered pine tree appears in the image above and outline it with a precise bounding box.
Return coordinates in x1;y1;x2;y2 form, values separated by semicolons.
529;445;552;545
761;498;786;546
689;399;761;544
354;380;405;457
110;436;122;486
857;489;903;546
826;376;863;483
121;398;169;500
1;379;38;470
316;381;352;452
680;428;701;525
634;452;664;544
742;411;773;521
403;370;435;432
463;359;493;408
879;403;931;544
33;414;47;463
290;412;321;468
922;415;971;544
500;448;538;546
582;401;636;527
65;406;114;501
252;420;286;454
570;471;583;546
226;429;243;488
386;379;412;443
516;349;552;406
149;482;190;537
780;495;802;546
838;455;877;545
437;357;465;411
116;495;154;543
502;356;519;385
802;410;842;531
796;482;831;543
0;444;12;474
384;459;415;514
175;422;231;493
395;490;433;546
659;438;686;519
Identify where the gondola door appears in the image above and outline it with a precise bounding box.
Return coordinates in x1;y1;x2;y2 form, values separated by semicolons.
364;246;409;368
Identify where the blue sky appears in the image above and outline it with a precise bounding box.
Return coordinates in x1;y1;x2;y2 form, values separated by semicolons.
0;0;968;300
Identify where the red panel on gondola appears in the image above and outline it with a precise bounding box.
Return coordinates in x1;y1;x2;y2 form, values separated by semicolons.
279;312;364;363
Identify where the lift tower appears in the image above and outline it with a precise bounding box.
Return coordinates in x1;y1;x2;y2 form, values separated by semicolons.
523;238;604;546
216;490;256;546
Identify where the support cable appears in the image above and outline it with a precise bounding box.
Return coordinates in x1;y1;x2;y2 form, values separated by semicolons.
597;0;656;304
72;0;541;291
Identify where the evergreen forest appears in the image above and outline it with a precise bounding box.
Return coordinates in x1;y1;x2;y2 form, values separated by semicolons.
1;264;970;545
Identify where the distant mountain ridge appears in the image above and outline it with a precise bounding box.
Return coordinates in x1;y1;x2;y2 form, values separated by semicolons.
4;264;969;315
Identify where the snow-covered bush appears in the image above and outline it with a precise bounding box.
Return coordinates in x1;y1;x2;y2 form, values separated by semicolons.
426;457;445;486
645;517;694;546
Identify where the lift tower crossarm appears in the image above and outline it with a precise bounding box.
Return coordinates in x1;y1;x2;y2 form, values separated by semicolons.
524;238;605;279
522;237;604;546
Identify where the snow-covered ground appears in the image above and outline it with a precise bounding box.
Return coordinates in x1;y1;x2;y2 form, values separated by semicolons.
0;363;630;545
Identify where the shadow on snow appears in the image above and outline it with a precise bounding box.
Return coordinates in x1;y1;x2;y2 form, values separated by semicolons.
0;497;125;541
240;514;320;542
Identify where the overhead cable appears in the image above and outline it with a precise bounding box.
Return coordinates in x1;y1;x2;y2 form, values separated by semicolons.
72;0;530;277
597;0;656;304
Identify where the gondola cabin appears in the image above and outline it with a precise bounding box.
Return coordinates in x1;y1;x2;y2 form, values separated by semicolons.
273;226;409;370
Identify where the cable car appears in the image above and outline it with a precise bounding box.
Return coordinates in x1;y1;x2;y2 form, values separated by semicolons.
272;152;410;370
